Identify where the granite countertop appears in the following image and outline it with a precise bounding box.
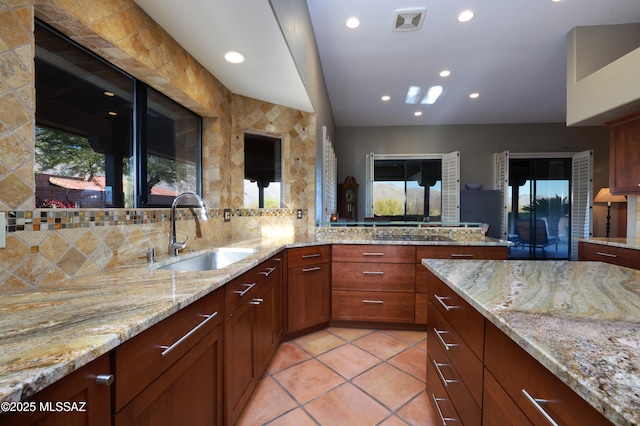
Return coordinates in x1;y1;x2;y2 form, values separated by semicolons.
423;259;640;426
580;237;640;251
0;234;505;405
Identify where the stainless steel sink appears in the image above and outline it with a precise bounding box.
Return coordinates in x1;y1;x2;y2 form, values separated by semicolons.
155;248;256;271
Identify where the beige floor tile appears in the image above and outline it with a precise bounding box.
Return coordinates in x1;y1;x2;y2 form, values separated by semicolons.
416;337;427;352
236;377;297;426
266;341;312;374
267;408;317;425
327;326;374;341
397;391;438;426
378;415;412;426
388;347;427;381
294;329;346;356
353;331;410;359
274;359;346;404
353;363;425;411
383;329;428;345
304;383;390;426
317;343;381;379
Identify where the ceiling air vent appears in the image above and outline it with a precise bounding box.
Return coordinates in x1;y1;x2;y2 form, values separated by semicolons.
393;8;426;32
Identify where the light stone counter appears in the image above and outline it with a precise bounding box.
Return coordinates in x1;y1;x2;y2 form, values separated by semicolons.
0;234;505;406
422;259;640;426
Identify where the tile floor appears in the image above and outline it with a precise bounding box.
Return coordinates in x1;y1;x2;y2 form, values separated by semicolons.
236;327;438;425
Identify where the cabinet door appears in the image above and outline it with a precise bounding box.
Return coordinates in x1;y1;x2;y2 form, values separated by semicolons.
224;301;255;425
114;325;223;426
0;354;111;426
254;277;277;375
287;263;330;332
609;113;640;194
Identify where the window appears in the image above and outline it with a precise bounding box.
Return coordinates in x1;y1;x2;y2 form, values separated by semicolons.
34;20;201;208
243;133;281;208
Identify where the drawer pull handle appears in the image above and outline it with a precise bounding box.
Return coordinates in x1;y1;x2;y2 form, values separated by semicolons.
596;251;617;258
431;393;458;425
362;252;385;256
362;299;384;304
260;267;277;276
450;253;473;258
522;389;559;426
363;271;384;275
96;374;114;386
302;266;321;272
434;294;460;311
161;312;219;357
249;298;264;305
233;283;256;296
302;253;321;259
432;359;458;387
433;328;459;351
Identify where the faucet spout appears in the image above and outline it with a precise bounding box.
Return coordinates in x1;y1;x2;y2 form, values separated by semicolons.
170;192;209;256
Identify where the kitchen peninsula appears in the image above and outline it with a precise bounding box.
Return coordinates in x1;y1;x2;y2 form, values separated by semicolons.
423;258;640;426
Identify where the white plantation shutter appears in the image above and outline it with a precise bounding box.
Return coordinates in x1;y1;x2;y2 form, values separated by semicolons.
571;150;593;260
365;152;375;217
441;151;460;223
494;151;509;240
321;127;337;222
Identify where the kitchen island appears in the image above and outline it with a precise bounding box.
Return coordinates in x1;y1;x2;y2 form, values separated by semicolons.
423;258;640;426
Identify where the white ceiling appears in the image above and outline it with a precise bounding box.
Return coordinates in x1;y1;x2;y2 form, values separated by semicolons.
134;0;640;127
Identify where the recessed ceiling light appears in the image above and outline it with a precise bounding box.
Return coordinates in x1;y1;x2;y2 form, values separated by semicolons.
108;111;118;116
414;111;423;117
104;91;115;97
458;10;475;23
439;70;451;77
224;51;246;64
469;93;480;99
381;95;391;101
346;17;360;29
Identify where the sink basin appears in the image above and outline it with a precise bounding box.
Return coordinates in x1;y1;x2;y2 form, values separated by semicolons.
156;248;256;271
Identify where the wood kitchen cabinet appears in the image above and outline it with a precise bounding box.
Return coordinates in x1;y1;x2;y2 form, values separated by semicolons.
608;111;640;195
578;241;640;269
224;255;281;425
332;245;415;324
0;353;112;426
285;245;331;335
112;287;225;426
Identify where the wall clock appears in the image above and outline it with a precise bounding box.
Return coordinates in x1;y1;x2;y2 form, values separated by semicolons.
339;176;358;221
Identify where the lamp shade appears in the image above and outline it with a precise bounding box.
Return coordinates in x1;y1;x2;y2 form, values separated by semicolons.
593;188;627;203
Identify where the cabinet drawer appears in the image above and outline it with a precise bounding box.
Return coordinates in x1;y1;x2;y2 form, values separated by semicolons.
287;245;330;268
332;262;415;292
429;274;485;360
428;347;481;426
113;288;224;412
332;290;414;323
578;242;640;269
485;322;612;426
225;267;262;314
417;245;507;261
428;300;483;406
415;293;427;324
333;244;415;263
483;367;532;426
427;354;462;426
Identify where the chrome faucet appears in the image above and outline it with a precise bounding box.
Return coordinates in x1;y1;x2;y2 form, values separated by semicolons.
170;192;209;256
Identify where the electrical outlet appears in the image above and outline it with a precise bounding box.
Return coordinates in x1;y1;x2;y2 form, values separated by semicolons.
296;209;303;219
224;209;231;222
0;212;5;248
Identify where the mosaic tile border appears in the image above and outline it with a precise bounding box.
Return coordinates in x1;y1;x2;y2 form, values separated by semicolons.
4;208;300;233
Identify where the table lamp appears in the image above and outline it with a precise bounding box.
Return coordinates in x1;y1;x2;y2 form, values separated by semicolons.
593;188;627;237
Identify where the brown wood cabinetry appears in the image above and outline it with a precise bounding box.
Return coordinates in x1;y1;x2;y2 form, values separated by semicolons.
332;245;416;324
0;354;112;426
112;287;225;426
286;245;331;334
224;255;281;425
578;241;640;269
608;111;640;195
484;321;611;426
427;270;484;426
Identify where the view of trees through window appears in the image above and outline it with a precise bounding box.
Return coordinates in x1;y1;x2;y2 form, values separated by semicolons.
373;159;442;220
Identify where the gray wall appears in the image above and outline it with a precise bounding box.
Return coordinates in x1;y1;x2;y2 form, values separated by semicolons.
335;122;615;236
